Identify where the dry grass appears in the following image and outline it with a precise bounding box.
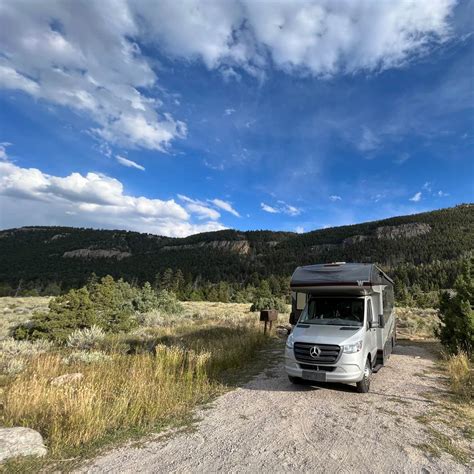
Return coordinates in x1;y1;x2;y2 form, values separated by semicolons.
0;296;51;338
0;299;281;462
445;352;473;402
395;307;440;340
2;348;214;453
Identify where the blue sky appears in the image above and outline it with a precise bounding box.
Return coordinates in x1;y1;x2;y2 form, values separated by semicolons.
0;0;473;237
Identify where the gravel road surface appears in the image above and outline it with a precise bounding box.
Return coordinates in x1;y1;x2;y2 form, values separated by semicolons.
80;343;471;473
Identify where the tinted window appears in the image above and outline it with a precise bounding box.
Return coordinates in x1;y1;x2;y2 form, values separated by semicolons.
300;297;364;327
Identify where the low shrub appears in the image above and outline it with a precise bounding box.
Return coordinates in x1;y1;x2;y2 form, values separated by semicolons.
137;310;165;327
62;351;112;365
67;326;106;351
0;337;53;357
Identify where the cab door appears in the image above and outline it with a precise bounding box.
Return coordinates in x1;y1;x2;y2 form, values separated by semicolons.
366;298;378;363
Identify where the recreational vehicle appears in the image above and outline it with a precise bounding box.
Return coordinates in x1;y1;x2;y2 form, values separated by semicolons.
285;262;396;393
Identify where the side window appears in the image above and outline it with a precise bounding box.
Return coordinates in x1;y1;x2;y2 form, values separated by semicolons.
383;286;394;318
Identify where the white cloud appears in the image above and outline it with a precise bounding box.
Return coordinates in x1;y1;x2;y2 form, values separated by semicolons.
224;108;236;116
422;181;433;192
210;198;240;217
0;142;12;161
178;194;221;220
261;202;279;214
0;0;185;151
137;0;456;77
329;195;342;202
261;200;300;216
0;157;227;237
115;155;145;171
437;190;449;197
295;226;305;234
357;126;380;152
0;1;457;157
409;191;422;202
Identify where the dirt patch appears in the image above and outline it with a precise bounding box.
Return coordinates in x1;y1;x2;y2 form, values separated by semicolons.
79;343;472;473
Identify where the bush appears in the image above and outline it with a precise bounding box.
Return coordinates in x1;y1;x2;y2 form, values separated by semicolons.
134;282;159;313
12;287;99;343
12;277;163;343
445;351;473;401
155;289;183;314
67;326;106;350
437;258;474;355
250;296;288;313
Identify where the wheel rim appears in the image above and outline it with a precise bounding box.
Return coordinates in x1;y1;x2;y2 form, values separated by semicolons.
364;361;371;379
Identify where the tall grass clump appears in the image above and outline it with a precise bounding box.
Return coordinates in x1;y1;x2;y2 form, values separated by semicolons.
2;347;214;454
445;351;473;401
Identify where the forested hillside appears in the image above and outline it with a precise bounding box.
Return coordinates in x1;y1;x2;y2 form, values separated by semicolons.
0;205;472;302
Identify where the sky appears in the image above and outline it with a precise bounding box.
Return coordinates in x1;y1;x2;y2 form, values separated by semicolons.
0;0;473;237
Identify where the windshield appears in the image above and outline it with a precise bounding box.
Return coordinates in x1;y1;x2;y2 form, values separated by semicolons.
299;297;364;326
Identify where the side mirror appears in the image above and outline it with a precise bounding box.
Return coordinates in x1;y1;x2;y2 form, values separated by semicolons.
289;312;298;325
368;321;376;329
378;314;385;329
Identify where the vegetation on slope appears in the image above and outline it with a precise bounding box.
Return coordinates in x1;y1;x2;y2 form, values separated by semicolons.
0;205;472;302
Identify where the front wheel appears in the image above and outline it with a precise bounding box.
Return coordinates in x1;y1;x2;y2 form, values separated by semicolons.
356;358;372;393
288;375;304;385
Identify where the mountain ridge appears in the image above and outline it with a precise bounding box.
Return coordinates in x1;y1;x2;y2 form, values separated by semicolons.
0;204;472;293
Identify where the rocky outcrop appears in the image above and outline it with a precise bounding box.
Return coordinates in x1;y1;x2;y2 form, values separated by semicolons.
0;427;47;461
62;249;131;260
49;233;69;241
375;223;431;240
310;243;339;252
342;235;368;247
161;240;251;255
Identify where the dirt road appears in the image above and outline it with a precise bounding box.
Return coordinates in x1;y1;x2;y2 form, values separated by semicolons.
81;343;471;473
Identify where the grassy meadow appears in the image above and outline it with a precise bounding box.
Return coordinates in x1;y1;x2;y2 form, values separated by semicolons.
1;296;470;469
0;298;288;466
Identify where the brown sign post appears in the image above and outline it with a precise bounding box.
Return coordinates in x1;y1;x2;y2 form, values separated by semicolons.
259;309;278;334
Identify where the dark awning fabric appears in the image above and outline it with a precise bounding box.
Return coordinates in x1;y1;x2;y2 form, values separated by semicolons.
290;263;392;288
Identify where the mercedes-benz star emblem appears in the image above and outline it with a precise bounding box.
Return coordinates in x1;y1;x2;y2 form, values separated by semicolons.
309;346;321;359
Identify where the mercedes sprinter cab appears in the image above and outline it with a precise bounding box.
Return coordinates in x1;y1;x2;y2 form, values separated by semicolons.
285;262;396;393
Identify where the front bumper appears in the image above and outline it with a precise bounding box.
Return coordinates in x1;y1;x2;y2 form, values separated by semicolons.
285;345;365;383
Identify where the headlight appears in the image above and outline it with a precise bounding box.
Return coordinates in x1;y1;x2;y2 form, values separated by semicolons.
343;340;363;354
286;333;294;349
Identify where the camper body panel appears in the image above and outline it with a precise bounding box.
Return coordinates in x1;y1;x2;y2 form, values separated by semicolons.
285;295;377;384
287;263;396;388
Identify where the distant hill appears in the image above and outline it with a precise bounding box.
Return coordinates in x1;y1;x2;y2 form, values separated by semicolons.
0;204;472;294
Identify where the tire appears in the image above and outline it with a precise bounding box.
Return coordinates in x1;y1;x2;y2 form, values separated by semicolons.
288;375;304;385
356;358;372;393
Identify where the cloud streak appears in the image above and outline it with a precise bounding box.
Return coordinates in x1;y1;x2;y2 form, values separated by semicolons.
115;155;145;171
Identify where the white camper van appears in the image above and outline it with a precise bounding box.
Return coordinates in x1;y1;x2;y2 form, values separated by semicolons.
285;262;396;393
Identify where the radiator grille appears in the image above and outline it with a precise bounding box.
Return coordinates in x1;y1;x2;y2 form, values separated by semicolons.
293;342;341;364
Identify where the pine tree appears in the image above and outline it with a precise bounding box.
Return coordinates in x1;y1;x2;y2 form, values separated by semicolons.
438;258;474;354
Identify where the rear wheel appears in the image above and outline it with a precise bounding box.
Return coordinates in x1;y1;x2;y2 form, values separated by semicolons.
288;375;304;385
356;358;371;393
